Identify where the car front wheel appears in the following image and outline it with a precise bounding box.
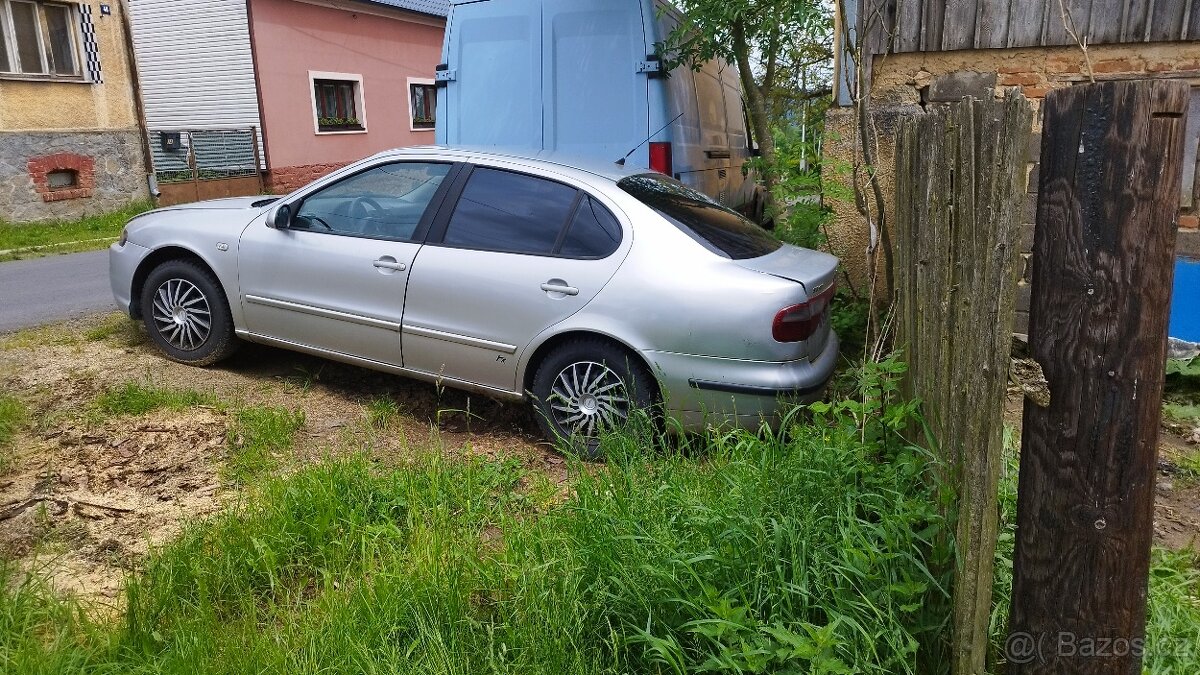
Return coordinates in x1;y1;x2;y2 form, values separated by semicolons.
140;260;238;366
531;338;656;458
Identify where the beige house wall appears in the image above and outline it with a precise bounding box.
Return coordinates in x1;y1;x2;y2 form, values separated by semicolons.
0;1;138;132
824;41;1200;330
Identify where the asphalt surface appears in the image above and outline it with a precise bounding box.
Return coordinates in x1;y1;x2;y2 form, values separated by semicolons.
0;249;116;333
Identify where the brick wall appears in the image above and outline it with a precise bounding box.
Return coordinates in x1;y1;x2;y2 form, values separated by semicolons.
27;153;96;203
265;162;350;194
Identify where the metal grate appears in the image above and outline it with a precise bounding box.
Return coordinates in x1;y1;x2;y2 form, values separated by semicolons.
152;129;262;184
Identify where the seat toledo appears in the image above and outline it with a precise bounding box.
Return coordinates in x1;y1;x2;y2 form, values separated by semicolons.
110;147;839;448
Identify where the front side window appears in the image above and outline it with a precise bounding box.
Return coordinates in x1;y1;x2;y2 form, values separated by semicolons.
442;167;580;255
313;77;364;132
293;162;451;240
0;0;82;78
409;80;435;130
618;173;781;259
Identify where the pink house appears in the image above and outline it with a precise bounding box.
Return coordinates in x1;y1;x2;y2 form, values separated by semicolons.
126;0;447;202
249;0;446;192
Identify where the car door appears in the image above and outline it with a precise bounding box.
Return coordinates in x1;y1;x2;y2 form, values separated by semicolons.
401;165;626;393
237;161;455;366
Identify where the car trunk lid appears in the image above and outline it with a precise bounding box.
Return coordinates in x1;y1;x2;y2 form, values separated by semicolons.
734;244;839;359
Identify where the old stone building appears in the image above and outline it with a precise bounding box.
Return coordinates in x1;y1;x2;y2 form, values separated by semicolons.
826;0;1199;333
0;0;148;222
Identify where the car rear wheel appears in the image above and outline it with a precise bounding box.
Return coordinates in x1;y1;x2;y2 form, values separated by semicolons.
531;338;656;459
141;260;238;366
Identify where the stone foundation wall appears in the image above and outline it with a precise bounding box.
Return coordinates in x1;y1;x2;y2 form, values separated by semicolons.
265;162;351;194
0;130;148;223
824;41;1200;333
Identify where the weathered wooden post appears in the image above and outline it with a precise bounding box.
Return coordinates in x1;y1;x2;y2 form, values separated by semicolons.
894;92;1032;675
1007;80;1189;674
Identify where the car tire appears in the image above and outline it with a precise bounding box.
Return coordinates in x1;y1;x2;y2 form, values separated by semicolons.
530;338;656;460
140;260;238;366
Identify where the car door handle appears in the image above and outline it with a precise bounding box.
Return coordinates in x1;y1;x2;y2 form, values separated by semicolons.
540;282;579;296
373;258;406;271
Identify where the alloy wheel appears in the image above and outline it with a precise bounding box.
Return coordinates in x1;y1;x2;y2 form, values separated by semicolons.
150;278;212;351
547;361;631;437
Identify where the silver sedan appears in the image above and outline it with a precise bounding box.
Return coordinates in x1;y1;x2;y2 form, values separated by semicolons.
110;147;839;451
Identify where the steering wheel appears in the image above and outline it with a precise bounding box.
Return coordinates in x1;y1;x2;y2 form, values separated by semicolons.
350;197;386;235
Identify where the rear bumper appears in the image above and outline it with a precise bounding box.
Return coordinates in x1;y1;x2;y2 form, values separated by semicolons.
645;331;839;431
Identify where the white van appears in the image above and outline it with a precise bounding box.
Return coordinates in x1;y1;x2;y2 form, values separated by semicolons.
434;0;765;220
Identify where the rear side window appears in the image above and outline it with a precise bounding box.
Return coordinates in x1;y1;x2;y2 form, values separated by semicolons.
443;167;578;254
618;174;781;259
560;196;621;258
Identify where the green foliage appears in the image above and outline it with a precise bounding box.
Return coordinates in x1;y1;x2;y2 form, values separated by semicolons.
94;382;220;417
316;117;361;129
0;201;152;260
0;393;27;474
0;363;955;674
365;396;402;431
1166;357;1200;378
224;406;306;484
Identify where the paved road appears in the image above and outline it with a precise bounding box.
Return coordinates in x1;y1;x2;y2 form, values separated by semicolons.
0;250;115;333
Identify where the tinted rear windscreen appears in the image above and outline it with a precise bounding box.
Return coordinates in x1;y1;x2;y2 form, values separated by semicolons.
618;174;781;260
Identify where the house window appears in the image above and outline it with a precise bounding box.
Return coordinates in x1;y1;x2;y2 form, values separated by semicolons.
311;73;366;133
409;79;435;131
0;0;82;78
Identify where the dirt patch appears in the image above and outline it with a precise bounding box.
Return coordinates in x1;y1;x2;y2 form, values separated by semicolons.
0;312;562;604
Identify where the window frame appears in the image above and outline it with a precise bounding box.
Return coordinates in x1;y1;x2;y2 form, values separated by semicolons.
408;77;436;132
308;70;367;135
427;164;625;260
0;0;84;81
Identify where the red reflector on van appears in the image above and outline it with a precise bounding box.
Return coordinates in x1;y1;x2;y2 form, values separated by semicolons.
649;142;673;176
772;282;836;343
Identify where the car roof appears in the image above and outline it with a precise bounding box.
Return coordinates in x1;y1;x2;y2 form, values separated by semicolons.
373;145;648;183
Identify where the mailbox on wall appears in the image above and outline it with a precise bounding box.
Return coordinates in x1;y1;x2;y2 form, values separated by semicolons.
161;132;182;153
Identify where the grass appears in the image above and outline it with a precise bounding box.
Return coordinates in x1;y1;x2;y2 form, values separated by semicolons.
0;392;27;473
93;382;220;418
82;313;145;346
365;396;402;430
0;363;955;673
0;201;152;261
224;406;306;484
2;361;1197;674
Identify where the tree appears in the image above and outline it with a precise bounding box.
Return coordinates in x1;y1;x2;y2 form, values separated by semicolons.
660;0;832;219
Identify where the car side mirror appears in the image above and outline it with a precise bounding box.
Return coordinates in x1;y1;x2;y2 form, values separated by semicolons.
269;204;292;229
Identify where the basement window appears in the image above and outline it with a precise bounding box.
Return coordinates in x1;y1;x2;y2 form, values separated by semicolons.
47;168;77;189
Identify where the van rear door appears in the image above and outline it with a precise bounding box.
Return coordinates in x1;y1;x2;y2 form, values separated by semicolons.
542;0;649;160
438;0;542;148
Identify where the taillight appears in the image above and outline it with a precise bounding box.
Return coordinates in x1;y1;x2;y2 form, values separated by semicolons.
772;283;836;342
649;142;673;176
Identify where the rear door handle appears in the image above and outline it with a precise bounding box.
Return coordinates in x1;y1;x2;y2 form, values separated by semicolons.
373;257;406;271
540;282;579;296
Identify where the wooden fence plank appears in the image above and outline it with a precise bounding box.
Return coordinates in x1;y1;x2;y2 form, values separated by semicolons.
1044;0;1092;46
1187;0;1200;40
941;0;980;50
895;0;924;51
895;93;1032;675
1085;0;1124;42
921;0;947;50
1148;0;1188;41
976;0;1011;47
1008;80;1189;675
1121;0;1153;41
1007;0;1049;47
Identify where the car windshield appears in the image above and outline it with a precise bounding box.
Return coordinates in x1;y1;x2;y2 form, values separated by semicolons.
617;174;781;260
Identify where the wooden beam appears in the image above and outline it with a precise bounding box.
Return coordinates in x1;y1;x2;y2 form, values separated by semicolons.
1008;79;1189;675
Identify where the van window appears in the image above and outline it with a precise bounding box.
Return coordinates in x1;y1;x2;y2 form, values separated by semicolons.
618;174;780;260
